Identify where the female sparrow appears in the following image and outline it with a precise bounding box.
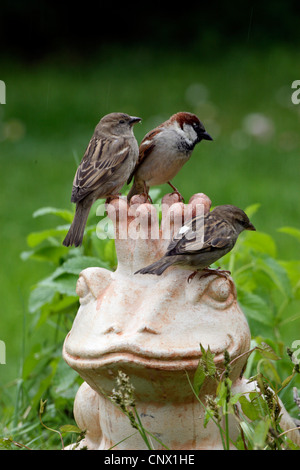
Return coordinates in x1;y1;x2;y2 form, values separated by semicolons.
135;205;255;280
63;112;141;247
127;112;212;201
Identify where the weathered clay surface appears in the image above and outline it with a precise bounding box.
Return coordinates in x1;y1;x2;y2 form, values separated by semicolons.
63;193;300;449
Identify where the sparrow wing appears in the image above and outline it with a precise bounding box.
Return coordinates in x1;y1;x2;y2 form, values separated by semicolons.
71;136;131;202
167;214;233;256
127;127;163;184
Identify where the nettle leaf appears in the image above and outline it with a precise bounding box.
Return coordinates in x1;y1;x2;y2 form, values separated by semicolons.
243;231;277;258
255;256;293;299
279;261;300;288
28;285;57;313
27;227;68;247
33;207;74;223
21;246;69;265
41;273;78;297
237;288;273;326
60;255;109;274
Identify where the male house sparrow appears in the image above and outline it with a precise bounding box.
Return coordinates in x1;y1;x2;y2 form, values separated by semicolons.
127;112;212;201
63;112;141;247
135;205;255;280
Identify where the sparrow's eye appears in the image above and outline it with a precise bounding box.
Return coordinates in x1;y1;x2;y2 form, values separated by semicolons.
119;119;125;124
238;219;247;227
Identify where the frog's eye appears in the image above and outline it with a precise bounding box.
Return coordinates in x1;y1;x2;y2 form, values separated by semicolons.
203;277;234;310
76;275;93;305
76;267;112;305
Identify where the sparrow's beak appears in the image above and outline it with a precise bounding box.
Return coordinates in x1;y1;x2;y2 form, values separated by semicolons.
129;116;142;125
200;131;213;141
247;222;256;231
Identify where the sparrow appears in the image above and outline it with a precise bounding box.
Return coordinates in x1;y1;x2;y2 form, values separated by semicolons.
127;112;212;201
63;112;141;247
135;205;256;280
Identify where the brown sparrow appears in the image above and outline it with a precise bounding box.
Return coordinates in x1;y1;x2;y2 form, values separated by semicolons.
127;112;212;201
63;112;141;247
135;205;255;280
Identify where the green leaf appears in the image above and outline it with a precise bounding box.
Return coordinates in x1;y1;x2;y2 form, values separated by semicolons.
240;421;255;444
239;395;260;421
237;288;273;326
0;437;14;450
259;342;280;360
32;358;60;411
60;255;109;274
39;398;47;414
33;206;74;223
281;373;295;389
243;231;277;258
59;424;82;434
21;246;69;264
200;344;216;376
255;256;293;299
278;226;300;242
257;359;282;385
41;273;78;297
252;419;271;449
27;227;68;247
28;285;56;313
193;361;206;395
279;261;300;288
216;378;232;410
244;203;261;218
230;392;243;405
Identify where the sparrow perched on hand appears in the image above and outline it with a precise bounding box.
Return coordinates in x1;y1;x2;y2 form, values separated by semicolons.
127;112;212;201
135;205;255;280
63;112;141;247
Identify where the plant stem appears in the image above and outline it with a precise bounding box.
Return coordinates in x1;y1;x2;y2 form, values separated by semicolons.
185;371;229;449
133;406;152;450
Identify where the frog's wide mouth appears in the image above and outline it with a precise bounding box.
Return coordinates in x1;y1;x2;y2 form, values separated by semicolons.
63;333;241;371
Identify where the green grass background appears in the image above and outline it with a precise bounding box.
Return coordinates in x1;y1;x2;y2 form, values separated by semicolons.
1;44;300;388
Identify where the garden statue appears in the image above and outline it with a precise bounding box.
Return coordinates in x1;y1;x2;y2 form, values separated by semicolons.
63;193;300;450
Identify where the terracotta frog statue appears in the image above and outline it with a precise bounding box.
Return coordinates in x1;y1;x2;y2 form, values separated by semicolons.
63;193;300;450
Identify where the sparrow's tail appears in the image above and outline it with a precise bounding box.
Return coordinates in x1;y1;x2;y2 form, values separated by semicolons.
135;256;176;276
63;200;92;247
127;180;145;201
